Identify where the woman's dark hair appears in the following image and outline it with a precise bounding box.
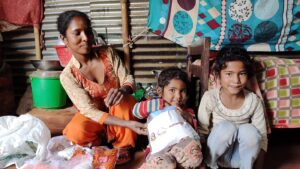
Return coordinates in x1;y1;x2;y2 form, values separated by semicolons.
158;67;189;92
214;46;254;78
57;10;91;36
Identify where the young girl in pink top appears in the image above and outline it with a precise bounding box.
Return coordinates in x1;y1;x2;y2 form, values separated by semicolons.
133;67;202;169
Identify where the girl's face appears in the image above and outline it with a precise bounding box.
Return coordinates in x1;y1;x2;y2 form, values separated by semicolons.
219;61;248;95
159;79;187;108
62;16;93;57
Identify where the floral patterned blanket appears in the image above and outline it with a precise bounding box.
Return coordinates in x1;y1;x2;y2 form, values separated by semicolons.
148;0;300;52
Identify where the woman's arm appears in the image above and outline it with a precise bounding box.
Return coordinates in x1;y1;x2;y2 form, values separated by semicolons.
104;47;135;107
61;66;147;135
104;85;134;107
104;114;147;135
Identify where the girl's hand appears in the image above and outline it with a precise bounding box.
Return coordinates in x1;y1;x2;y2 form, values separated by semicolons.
127;121;148;135
104;88;124;107
176;107;194;124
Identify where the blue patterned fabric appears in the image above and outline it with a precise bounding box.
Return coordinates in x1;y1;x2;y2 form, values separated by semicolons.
148;0;300;52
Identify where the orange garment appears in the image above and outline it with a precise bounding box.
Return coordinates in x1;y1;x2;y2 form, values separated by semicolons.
60;47;135;123
63;95;137;148
62;48;137;148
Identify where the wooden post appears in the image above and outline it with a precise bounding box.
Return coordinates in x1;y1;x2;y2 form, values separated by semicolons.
33;24;42;60
186;37;211;103
200;37;211;98
120;0;131;73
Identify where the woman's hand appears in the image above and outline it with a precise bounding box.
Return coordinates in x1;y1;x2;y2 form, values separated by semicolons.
104;88;124;107
104;115;147;135
126;121;148;135
176;107;194;124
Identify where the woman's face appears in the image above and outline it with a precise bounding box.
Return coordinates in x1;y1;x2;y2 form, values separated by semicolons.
62;16;93;56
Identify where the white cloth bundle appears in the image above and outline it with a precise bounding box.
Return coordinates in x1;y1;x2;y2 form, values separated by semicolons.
0;114;51;168
147;106;200;154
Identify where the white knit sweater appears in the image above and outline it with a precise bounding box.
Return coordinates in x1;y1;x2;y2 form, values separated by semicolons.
198;88;268;151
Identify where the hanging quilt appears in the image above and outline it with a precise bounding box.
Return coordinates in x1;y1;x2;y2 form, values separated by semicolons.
0;0;44;26
147;0;300;52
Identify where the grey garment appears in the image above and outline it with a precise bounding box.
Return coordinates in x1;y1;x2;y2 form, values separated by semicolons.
205;121;262;169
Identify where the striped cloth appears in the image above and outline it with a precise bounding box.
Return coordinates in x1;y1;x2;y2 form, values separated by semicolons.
133;99;164;119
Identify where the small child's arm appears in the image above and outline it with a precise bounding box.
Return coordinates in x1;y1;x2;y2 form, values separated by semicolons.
133;98;165;119
178;108;198;131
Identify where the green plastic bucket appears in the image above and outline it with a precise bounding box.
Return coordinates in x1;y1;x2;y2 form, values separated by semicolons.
30;71;67;108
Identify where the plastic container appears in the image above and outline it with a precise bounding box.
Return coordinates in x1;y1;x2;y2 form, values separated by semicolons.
54;45;72;67
132;83;145;101
54;45;102;67
30;71;67;108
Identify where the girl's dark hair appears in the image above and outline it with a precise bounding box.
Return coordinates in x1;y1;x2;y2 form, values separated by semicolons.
57;10;91;36
158;67;189;92
214;46;254;78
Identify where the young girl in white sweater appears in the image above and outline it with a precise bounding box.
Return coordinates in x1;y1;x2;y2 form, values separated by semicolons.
198;46;267;169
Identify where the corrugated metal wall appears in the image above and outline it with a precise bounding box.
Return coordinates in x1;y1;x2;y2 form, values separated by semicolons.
2;0;187;104
2;28;36;101
129;0;187;83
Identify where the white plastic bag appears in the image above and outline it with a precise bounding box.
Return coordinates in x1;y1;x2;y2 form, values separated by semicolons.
0;114;51;168
147;106;200;154
47;135;73;157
